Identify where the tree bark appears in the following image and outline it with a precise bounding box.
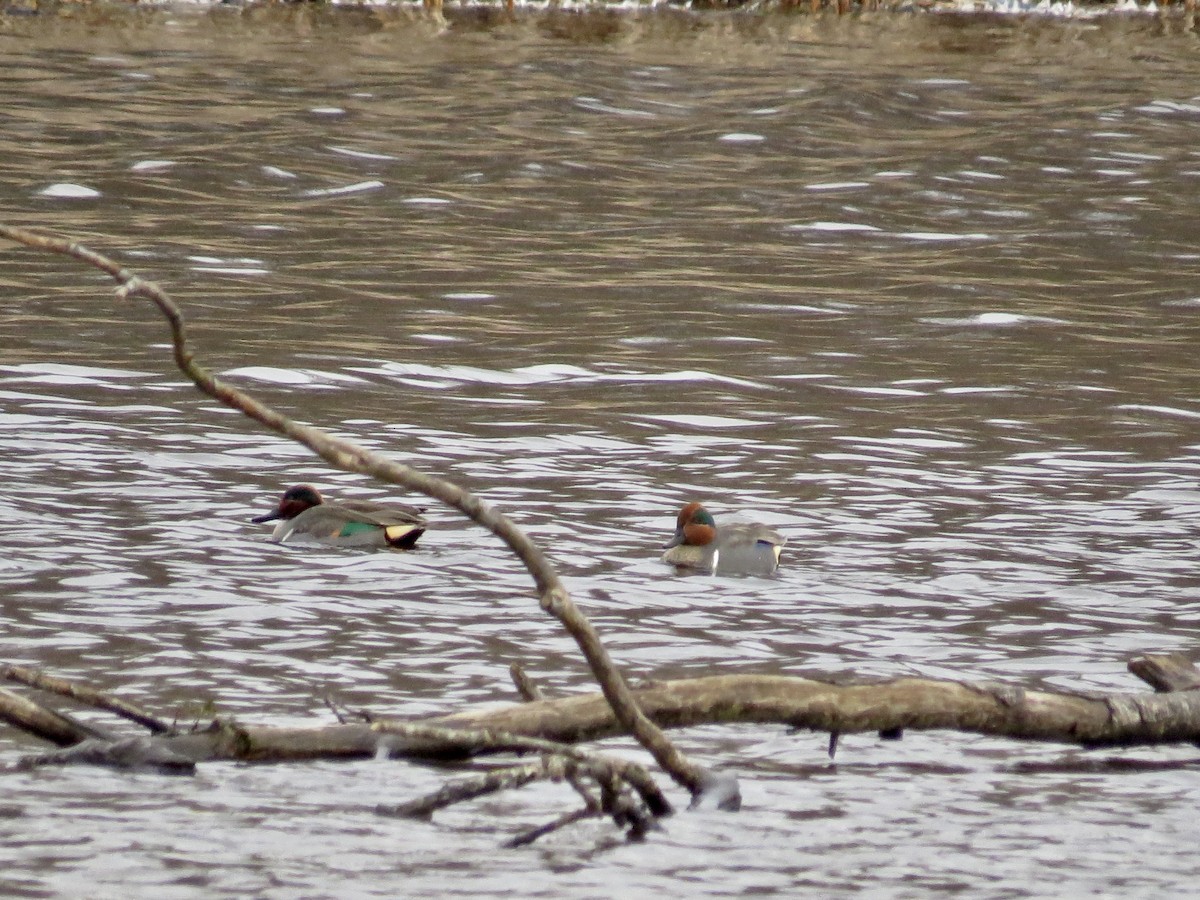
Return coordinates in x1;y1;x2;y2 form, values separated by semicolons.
10;666;1200;770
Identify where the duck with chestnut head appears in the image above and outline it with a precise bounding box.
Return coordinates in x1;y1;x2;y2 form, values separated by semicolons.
662;501;784;576
252;485;427;549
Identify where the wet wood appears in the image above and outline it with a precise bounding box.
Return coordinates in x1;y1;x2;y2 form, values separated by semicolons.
10;665;1200;771
378;757;556;819
376;753;655;842
504;806;600;849
430;671;1200;749
1128;653;1200;693
370;719;671;815
21;736;197;774
509;662;546;702
0;686;101;747
3;664;172;734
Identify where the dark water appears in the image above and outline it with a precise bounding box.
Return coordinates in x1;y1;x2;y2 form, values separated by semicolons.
2;6;1200;896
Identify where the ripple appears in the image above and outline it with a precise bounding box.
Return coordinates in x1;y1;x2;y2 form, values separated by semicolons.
37;182;101;199
892;231;994;242
788;221;882;233
223;366;367;387
635;413;769;429
805;181;871;191
130;160;177;172
300;180;384;197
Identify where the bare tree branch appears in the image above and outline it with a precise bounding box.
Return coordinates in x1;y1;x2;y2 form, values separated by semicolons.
369;719;670;816
510;662;546;702
1129;654;1200;693
2;664;172;734
503;806;600;848
378;752;656;844
0;686;105;747
377;758;551;819
21;736;197;773
11;664;1200;771
0;223;712;804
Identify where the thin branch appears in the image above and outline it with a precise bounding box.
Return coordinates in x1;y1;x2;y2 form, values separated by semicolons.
503;806;599;848
2;665;173;734
510;662;546;702
379;752;654;843
370;719;670;816
0;223;710;802
565;769;601;811
321;695;351;725
0;686;106;747
1129;654;1200;692
376;758;550;819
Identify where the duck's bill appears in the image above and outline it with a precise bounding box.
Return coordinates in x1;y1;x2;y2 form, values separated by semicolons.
250;511;282;523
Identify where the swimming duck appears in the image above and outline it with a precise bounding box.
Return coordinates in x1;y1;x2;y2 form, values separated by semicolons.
662;501;784;576
251;485;427;549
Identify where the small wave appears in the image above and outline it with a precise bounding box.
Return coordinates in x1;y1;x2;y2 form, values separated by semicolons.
223;367;367;387
37;182;101;199
301;180;385;198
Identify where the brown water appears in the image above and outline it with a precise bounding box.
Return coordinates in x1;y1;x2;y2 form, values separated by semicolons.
2;6;1200;896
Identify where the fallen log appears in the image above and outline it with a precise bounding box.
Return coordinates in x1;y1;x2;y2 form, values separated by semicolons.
6;657;1200;771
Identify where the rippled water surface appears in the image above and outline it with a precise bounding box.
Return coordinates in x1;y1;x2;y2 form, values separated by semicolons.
2;7;1200;896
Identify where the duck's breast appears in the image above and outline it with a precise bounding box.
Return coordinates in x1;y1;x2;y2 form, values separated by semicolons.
661;543;714;570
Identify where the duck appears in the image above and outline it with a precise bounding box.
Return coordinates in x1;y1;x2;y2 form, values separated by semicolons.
251;485;427;549
661;501;784;576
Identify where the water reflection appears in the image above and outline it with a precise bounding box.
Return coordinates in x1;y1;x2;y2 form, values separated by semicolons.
1;7;1200;896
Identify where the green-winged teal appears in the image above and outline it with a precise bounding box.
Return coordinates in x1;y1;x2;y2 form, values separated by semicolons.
662;501;784;575
252;485;427;549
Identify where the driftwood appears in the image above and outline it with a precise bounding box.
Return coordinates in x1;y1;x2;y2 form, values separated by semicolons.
3;664;171;734
6;657;1200;761
4;654;1200;842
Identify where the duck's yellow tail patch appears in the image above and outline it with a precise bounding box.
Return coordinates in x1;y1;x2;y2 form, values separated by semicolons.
384;524;424;549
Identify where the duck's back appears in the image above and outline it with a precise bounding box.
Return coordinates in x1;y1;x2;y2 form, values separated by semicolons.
712;524;785;575
337;500;426;525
